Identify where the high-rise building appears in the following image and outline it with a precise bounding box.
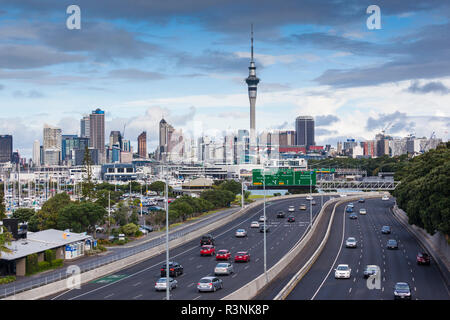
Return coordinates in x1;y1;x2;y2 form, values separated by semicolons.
279;130;296;146
0;135;13;163
137;131;147;158
89;108;105;163
159;118;175;162
109;131;122;150
295;116;315;149
80;115;90;138
245;24;260;160
62;135;89;165
43;125;62;166
32;140;41;167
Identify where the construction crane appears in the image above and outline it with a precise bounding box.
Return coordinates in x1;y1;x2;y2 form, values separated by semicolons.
420;131;435;153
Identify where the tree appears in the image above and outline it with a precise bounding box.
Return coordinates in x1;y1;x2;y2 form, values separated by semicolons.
129;210;140;225
0;228;13;258
113;203;130;227
0;187;6;220
82;145;95;200
35;193;72;230
200;189;235;208
57;202;107;234
121;223;139;236
12;208;36;223
218;180;242;195
148;181;172;194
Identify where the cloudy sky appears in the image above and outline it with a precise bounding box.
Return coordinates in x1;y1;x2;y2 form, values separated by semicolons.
0;0;449;158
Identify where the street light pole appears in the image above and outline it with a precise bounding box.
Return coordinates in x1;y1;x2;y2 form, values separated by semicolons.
263;169;268;284
241;178;244;209
310;171;312;228
164;157;170;300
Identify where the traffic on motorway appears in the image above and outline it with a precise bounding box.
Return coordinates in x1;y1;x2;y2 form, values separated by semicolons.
47;195;330;300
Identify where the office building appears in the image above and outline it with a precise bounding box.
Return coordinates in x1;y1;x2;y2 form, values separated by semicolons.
43;125;62;166
89;108;105;164
32;140;41;167
295;116;315;149
80;115;90;138
0;135;13;163
109;131;122;150
137;131;147;158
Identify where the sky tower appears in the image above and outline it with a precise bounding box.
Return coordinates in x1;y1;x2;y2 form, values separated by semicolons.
245;23;260;154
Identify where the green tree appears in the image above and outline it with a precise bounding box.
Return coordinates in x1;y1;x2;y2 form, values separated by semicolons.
11;208;36;223
129;210;140;225
82;145;95;200
218;180;242;195
113;203;130;227
0;227;13;258
57;202;107;235
35;193;72;230
121;223;139;236
148;181;172;194
0;187;6;220
200;189;235;208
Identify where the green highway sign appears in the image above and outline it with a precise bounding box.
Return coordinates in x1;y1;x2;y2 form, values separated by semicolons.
252;169;316;186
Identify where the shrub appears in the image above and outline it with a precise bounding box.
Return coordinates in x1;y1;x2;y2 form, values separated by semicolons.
134;230;143;237
97;245;107;252
51;259;64;268
122;223;139;236
44;249;56;263
26;254;38;275
0;276;16;284
38;261;51;272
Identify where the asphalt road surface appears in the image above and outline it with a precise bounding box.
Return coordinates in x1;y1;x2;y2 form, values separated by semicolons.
47;195;330;300
286;198;450;300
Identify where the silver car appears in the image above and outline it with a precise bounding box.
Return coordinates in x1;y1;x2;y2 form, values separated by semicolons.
235;229;247;237
214;262;234;275
197;276;223;292
155;277;177;291
345;237;357;248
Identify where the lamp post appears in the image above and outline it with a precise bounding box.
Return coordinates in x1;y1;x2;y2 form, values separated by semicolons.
310;170;312;228
262;168;268;284
164;162;170;300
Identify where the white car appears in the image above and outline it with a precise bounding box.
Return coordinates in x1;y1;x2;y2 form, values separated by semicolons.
288;206;295;212
214;262;234;275
139;227;149;235
345;237;357;248
340;194;347;197
335;264;352;279
235;229;247;237
250;221;260;228
259;216;266;222
382;195;390;201
155;277;177;291
347;203;354;208
306;195;313;200
359;208;367;215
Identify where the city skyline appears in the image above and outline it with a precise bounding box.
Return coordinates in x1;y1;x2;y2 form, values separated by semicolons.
0;1;449;158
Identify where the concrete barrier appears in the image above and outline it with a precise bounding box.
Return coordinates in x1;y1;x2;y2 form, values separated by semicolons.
4;193;326;300
222;192;382;300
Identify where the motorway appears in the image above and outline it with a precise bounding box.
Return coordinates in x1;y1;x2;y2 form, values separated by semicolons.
286;198;450;300
46;195;330;300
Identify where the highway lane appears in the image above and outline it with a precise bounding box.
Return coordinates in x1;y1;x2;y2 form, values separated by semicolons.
286;198;450;300
47;195;330;300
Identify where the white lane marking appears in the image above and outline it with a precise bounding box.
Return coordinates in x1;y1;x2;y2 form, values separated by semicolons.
349;288;352;294
51;288;75;300
133;282;141;287
232;273;237;278
382;287;384;292
133;294;143;299
311;206;347;300
188;283;195;287
196;265;202;268
193;295;201;300
104;293;114;299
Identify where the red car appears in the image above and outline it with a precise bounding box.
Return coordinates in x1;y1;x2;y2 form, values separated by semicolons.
234;251;250;262
416;252;430;265
216;249;231;260
200;245;216;256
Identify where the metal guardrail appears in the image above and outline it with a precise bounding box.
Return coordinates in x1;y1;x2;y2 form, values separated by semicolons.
317;180;400;190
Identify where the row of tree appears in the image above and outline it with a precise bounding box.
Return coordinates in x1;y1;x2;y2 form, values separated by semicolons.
393;142;449;237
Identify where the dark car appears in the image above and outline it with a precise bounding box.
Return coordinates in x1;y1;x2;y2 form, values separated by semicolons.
381;226;391;234
387;239;398;249
200;234;215;246
160;261;184;277
358;198;365;203
140;225;153;233
394;282;411;300
277;211;286;218
363;265;379;278
259;225;270;233
346;206;353;213
349;213;358;220
287;216;295;223
416;252;431;265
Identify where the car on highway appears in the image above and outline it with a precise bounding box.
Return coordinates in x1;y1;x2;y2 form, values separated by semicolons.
288;206;295;212
250;221;260;228
394;282;411;300
299;204;307;210
340;194;347;197
345;237;357;248
358;198;365;203
197;276;223;292
155;277;177;291
382;195;390;201
259;215;267;222
306;195;313;200
216;249;231;260
214;262;234;276
349;213;358;220
311;200;316;205
277;211;286;218
387;239;398;249
234;251;250;262
334;264;351;279
200;234;215;246
359;208;367;215
381;225;391;234
287;215;295;223
346;206;353;213
416;252;431;265
347;203;354;208
161;261;184;277
259;225;270;233
200;245;216;256
363;265;379;278
140;225;153;233
235;229;247;237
